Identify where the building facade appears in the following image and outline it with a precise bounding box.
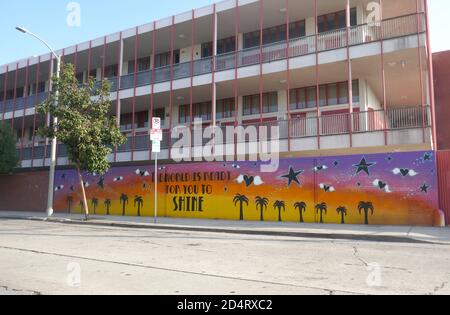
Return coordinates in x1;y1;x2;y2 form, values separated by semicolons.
0;0;443;226
433;50;450;151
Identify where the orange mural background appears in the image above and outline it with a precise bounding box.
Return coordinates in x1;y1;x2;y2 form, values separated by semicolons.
54;150;440;226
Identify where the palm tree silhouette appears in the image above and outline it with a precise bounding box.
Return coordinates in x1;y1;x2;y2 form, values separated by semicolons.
273;200;286;222
233;194;249;221
134;195;144;217
294;201;307;223
315;202;327;224
120;193;129;216
255;196;269;221
336;206;348;224
104;199;112;216
358;201;375;225
91;198;99;215
66;196;73;214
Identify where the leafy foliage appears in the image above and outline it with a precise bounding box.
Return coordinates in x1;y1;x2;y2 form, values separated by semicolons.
37;63;125;175
0;123;19;173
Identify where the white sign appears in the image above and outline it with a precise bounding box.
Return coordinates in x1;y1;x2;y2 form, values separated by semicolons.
152;117;161;130
150;129;163;141
152;140;161;153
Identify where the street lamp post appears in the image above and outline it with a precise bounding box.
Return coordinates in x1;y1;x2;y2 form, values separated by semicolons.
16;26;61;218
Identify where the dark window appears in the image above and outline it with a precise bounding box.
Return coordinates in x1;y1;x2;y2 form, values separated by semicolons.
318;8;357;33
104;65;118;78
89;69;97;80
128;57;151;74
153;108;165;127
243;92;278;116
120;111;149;131
154;50;180;68
216;98;235;120
290;80;360;110
179;101;212;123
76;72;84;84
202;37;236;58
244;20;306;49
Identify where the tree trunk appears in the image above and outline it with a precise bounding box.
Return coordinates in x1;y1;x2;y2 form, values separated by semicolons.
77;166;89;221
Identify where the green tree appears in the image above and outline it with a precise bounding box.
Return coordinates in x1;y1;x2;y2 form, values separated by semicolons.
104;199;112;215
134;196;144;217
358;201;375;225
0;123;19;173
336;206;348;224
37;64;125;220
294;201;307;223
233;194;249;221
315;202;327;224
255;196;269;222
273;200;286;222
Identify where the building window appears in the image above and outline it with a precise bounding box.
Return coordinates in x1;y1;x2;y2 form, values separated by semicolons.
128;57;151;74
318;8;357;33
76;72;84;84
244;20;306;49
216;98;235;120
202;37;236;58
154;50;180;68
243;92;278;116
290;80;360;110
37;82;46;94
179;102;212;123
120;111;149;131
104;65;118;78
89;69;97;80
153;108;165;127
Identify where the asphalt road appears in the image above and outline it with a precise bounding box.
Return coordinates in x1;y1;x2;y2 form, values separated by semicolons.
0;219;449;295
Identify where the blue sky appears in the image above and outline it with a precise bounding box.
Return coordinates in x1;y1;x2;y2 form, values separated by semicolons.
0;0;448;65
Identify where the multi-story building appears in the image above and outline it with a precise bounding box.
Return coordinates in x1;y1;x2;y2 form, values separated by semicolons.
1;0;445;226
0;0;435;167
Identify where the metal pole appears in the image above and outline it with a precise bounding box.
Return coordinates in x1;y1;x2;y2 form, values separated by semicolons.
154;152;158;224
46;55;61;217
16;27;61;217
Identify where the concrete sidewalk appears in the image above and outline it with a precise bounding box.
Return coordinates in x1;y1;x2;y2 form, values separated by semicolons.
0;210;449;245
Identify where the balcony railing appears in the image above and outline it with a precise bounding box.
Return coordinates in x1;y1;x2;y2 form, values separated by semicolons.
114;13;424;92
1;92;48;114
2;13;424;117
17;105;427;163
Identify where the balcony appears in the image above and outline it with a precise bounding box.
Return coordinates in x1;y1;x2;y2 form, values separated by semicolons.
1;13;425;118
116;13;425;91
1;92;48;114
16;105;429;166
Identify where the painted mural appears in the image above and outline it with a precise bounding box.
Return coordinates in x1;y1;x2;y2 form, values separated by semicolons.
53;150;440;226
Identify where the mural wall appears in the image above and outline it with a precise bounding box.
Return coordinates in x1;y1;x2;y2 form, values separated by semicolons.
54;151;440;226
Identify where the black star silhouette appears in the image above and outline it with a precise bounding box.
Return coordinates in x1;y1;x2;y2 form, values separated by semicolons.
423;153;432;161
281;167;304;187
353;157;376;176
420;184;430;193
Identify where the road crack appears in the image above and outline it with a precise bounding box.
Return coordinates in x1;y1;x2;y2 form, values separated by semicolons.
353;246;369;267
0;285;41;295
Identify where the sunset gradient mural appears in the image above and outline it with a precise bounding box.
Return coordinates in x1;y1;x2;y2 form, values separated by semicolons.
53;150;440;226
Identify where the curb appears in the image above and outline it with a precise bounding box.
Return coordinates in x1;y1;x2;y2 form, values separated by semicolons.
0;214;443;245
